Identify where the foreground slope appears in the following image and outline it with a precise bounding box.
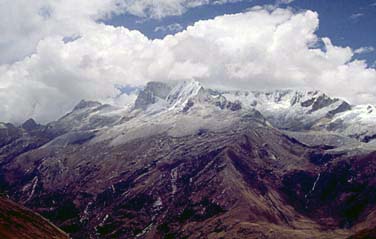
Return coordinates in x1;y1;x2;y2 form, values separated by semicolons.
0;196;69;239
0;80;375;238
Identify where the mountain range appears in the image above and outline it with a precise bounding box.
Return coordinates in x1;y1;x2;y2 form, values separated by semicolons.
0;80;376;238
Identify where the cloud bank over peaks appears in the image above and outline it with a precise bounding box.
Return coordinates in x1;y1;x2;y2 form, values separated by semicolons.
0;6;376;124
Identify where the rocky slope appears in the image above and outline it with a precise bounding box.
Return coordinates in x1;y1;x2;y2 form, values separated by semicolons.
0;196;69;239
0;80;375;238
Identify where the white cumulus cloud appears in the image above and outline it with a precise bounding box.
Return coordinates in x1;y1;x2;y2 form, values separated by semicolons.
354;46;375;54
0;4;376;124
0;0;123;64
154;23;184;33
120;0;243;19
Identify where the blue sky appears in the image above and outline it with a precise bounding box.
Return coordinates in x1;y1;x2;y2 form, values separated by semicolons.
105;0;376;66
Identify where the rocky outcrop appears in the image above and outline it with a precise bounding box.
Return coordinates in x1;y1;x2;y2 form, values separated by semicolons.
73;100;102;111
21;119;41;132
134;82;174;110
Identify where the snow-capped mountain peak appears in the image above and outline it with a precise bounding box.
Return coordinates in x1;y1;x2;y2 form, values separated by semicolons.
39;80;376;144
133;79;204;113
166;80;203;109
127;80;355;131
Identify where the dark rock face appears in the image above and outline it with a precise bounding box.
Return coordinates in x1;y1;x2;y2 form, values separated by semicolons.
226;100;242;111
134;82;173;110
308;151;344;165
308;94;339;113
183;99;194;112
21;119;40;131
327;102;352;117
301;98;316;107
362;134;376;143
